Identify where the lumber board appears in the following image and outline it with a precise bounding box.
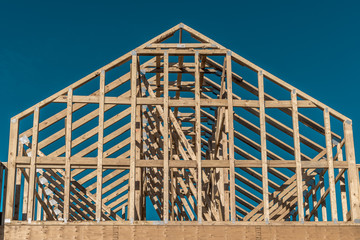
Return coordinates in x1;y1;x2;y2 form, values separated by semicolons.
291;89;304;222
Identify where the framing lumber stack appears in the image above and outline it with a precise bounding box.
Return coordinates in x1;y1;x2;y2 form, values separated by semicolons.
2;23;360;239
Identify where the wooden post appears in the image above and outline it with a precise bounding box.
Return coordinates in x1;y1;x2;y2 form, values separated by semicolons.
344;119;360;222
171;167;177;221
195;51;202;222
36;184;41;220
141;104;147;221
22;168;29;220
258;70;269;223
223;117;229;221
169;124;175;221
27;106;40;222
226;51;236;222
2;166;8;224
323;108;338;222
291;89;304;222
135;57;142;221
134;56;145;220
4;117;19;222
64;87;73;222
337;143;348;221
96;70;105;222
163;51;169;223
129;51;137;223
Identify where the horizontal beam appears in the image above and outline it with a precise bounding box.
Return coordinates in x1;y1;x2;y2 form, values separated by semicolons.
54;96;316;108
15;157;349;169
136;49;228;56
145;43;219;49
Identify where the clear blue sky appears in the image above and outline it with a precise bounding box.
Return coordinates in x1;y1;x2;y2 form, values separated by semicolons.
1;0;359;160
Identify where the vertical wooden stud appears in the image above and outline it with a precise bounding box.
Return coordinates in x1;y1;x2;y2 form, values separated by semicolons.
226;51;236;222
4;117;19;223
129;51;137;223
291;89;304;222
344;119;360;222
135;57;142;221
64;87;73;222
195;51;202;222
27;105;40;222
163;51;169;223
2;166;8;224
22;168;29;220
337;143;348;221
258;70;269;223
324;108;338;222
96;70;105;222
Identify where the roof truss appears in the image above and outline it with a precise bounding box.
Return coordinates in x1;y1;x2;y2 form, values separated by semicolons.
3;23;360;224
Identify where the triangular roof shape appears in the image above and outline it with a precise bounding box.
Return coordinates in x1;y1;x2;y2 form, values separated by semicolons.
14;23;347;121
5;23;359;224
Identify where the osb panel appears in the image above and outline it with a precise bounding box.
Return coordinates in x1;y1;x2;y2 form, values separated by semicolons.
2;224;360;240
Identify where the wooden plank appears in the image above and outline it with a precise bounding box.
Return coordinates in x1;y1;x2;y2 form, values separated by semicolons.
170;38;180;219
4;117;19;222
146;43;217;49
129;51;137;223
324;108;338;222
21;168;29;220
2;165;8;224
291;89;304;222
136;49;228;56
63;88;73;222
135;56;143;221
163;51;169;223
195;51;202;222
170;167;176;221
54;96;315;108
36;181;41;220
258;70;269;223
27;106;40;222
337;143;348;221
344;120;360;222
226;52;236;222
96;70;105;222
212;59;226;160
15;156;351;169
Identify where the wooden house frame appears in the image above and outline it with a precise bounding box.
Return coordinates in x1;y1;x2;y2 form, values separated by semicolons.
2;23;360;239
